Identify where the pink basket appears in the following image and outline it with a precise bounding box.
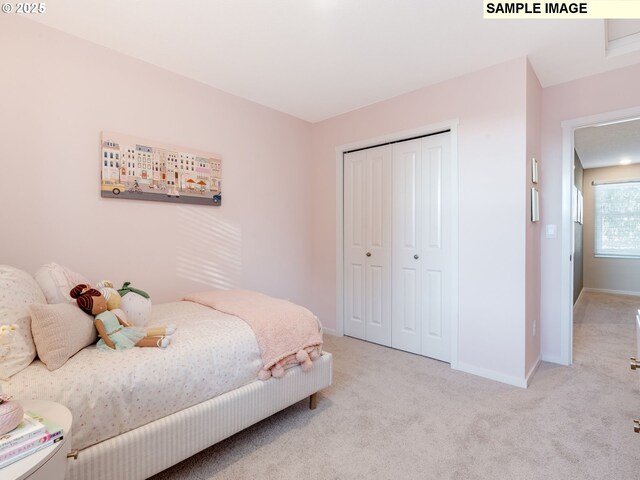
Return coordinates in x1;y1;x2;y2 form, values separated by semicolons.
0;397;24;435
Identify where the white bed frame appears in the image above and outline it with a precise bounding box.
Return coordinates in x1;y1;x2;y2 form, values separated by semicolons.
66;352;332;480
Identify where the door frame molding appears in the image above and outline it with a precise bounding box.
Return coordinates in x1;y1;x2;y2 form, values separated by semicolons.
558;105;640;366
335;119;460;368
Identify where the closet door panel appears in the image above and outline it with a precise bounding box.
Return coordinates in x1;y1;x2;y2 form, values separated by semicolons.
344;151;367;340
392;140;422;354
364;146;392;346
420;135;451;362
344;146;392;346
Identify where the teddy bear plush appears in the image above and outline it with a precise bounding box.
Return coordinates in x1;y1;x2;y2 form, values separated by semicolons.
70;284;175;350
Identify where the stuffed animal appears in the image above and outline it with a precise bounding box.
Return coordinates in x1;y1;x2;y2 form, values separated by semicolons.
0;324;33;381
93;281;133;331
70;284;175;350
95;280;121;311
0;324;20;364
117;282;152;327
0;324;18;347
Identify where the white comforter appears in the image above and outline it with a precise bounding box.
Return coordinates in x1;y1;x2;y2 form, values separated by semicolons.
1;302;262;451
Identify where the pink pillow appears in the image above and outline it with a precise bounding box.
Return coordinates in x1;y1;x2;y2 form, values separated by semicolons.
29;303;97;371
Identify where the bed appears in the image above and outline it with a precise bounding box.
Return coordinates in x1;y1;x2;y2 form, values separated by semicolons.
0;266;332;480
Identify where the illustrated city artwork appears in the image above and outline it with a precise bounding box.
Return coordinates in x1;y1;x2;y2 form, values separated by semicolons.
100;132;222;206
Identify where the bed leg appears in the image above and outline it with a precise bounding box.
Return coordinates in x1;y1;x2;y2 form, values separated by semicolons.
309;392;318;410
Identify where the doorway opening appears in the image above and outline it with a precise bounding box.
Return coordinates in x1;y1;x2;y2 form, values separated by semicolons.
560;108;640;365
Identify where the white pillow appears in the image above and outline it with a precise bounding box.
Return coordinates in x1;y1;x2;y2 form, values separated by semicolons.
0;265;47;379
34;263;89;304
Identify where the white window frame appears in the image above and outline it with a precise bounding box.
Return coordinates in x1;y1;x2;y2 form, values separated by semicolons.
594;180;640;259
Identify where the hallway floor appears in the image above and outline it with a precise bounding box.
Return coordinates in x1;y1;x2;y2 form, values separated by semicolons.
573;290;639;369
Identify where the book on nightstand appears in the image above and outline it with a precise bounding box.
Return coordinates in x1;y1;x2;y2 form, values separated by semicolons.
0;411;64;469
0;413;46;452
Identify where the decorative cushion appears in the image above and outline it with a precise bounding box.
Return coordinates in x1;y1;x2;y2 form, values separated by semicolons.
34;263;89;304
29;303;97;371
118;283;152;327
120;294;152;327
0;265;47;379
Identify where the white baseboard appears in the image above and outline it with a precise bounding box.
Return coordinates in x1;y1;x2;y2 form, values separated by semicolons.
574;288;585;305
452;361;527;388
540;352;568;365
322;327;340;336
525;357;541;387
583;287;640;297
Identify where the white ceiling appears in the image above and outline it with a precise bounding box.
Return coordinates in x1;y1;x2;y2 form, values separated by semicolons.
575;119;640;169
27;0;640;122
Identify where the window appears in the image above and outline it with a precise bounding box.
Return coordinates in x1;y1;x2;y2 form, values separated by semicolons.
595;181;640;258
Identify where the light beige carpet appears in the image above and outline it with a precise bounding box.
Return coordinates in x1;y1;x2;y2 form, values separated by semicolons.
152;292;640;479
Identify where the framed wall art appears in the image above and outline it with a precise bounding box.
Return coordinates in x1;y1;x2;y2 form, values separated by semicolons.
578;189;583;225
531;188;539;222
100;132;222;206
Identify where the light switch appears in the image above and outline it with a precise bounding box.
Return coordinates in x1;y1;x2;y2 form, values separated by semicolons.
545;224;557;238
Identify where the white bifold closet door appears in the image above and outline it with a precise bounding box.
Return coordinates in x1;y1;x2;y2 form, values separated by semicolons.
392;134;451;362
344;132;452;362
343;145;393;346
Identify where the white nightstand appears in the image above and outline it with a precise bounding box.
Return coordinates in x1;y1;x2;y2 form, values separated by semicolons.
1;400;72;480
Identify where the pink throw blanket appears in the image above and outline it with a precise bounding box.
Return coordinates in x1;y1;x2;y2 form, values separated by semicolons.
184;290;322;380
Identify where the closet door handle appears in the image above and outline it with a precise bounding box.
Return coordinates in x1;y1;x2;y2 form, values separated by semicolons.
414;254;419;260
631;357;640;370
366;252;371;257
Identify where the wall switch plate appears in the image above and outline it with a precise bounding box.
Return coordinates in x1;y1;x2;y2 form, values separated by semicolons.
545;224;557;238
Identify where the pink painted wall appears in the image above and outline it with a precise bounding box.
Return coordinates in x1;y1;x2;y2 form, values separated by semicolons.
540;63;640;362
311;58;530;383
525;60;542;377
7;12;627;384
0;17;313;305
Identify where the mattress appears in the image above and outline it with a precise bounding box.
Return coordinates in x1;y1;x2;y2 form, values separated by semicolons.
1;301;263;451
